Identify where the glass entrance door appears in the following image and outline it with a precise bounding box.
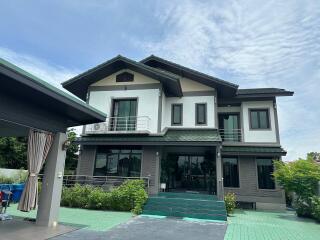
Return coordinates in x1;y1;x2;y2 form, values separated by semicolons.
111;99;137;131
162;153;216;193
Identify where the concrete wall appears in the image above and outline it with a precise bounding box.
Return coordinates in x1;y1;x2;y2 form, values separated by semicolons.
141;146;161;195
162;95;216;130
77;145;96;175
242;101;278;143
180;77;214;92
89;88;160;133
224;156;286;210
91;69;159;86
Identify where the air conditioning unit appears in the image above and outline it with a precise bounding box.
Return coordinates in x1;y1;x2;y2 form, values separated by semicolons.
93;123;101;131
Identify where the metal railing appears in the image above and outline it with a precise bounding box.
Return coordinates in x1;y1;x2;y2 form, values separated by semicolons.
219;129;242;142
85;116;151;134
38;174;150;191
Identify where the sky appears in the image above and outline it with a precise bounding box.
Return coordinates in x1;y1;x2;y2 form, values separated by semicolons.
0;0;319;161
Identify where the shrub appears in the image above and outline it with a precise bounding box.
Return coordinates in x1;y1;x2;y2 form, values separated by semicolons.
311;196;320;222
273;159;320;200
60;180;148;214
0;170;28;184
224;192;236;215
294;198;313;218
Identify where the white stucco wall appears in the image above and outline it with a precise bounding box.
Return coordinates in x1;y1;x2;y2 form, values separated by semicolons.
162;95;216;130
180;77;214;92
91;69;159;86
89;89;160;133
242;101;278;143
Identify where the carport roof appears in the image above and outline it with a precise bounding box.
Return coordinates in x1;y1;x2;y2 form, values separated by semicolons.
76;129;221;145
0;58;106;127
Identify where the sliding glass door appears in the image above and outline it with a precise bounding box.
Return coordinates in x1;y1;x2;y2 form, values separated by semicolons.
111;99;137;131
218;113;240;141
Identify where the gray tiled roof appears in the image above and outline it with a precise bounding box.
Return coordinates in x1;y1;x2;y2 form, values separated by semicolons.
76;129;221;144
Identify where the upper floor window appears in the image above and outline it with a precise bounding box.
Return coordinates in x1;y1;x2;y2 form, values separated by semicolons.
256;158;275;189
111;99;137;131
195;103;207;125
116;72;134;82
171;104;183;125
223;157;239;188
250;109;270;129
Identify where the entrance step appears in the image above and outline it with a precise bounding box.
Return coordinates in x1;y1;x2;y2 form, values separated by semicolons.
142;192;227;221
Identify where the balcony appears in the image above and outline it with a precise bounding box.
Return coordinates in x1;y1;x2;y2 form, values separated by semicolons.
219;129;242;142
85;116;151;134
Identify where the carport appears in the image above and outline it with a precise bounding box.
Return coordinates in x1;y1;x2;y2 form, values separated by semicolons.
0;58;105;234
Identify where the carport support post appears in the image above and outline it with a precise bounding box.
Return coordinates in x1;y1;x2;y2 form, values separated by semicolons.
216;146;224;200
36;132;67;226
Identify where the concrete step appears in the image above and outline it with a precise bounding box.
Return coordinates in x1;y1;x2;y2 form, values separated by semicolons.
142;192;227;221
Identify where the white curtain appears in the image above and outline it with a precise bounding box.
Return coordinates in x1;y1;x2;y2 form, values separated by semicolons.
18;129;53;212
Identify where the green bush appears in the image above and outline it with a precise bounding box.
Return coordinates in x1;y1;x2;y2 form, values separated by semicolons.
224;192;236;215
294;198;312;218
60;180;148;214
311;196;320;222
0;170;28;184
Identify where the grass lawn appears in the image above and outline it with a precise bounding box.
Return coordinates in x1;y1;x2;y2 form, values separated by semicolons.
225;209;320;240
7;204;133;231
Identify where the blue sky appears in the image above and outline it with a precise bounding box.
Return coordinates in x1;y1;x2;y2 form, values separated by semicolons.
0;0;319;161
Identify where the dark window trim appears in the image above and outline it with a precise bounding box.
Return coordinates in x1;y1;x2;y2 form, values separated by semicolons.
222;156;240;188
93;147;143;177
116;71;134;82
195;103;207;125
249;108;271;130
256;157;276;190
171;103;183;126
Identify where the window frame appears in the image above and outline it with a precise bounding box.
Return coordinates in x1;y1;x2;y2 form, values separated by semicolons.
171;103;183;126
249;108;271;130
222;156;240;188
256;157;276;190
93;147;143;177
195;103;207;125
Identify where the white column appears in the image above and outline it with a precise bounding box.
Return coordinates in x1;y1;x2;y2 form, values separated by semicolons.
216;146;224;200
36;132;67;226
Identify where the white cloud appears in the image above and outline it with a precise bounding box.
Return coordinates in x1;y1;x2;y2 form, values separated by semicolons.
136;0;320;160
0;47;79;89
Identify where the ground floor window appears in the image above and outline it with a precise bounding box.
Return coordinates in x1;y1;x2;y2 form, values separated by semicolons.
256;158;275;189
94;147;142;177
223;157;239;188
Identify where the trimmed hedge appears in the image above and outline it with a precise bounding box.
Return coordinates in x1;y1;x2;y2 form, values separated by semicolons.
60;180;148;214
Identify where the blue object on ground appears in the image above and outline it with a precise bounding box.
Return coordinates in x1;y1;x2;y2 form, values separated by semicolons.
11;184;25;202
0;184;25;203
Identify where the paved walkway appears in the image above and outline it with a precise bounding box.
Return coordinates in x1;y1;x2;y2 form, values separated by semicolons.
52;216;227;240
225;210;320;240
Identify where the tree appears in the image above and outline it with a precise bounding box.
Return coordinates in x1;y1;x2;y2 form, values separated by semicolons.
0;137;27;169
64;128;79;174
273;158;320;200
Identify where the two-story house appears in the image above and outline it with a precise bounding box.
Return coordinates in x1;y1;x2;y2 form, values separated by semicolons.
62;55;293;210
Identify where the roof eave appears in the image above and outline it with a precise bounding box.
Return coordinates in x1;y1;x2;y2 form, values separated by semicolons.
140;55;239;90
62;55;183;99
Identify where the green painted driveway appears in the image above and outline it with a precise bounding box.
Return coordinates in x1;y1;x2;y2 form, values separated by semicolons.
225;210;320;240
7;204;133;231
